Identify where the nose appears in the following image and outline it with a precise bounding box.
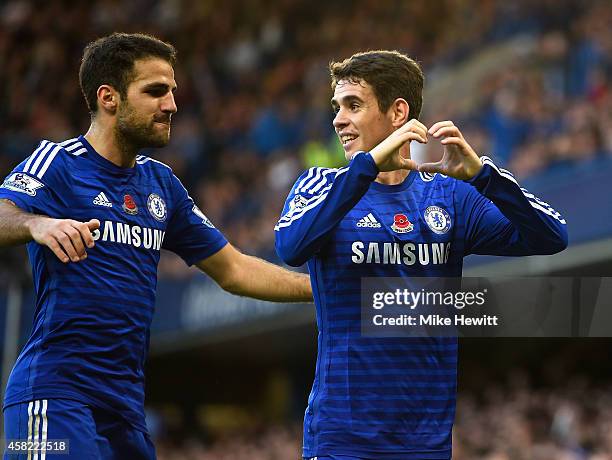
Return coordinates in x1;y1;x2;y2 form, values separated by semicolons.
162;92;177;114
333;108;349;130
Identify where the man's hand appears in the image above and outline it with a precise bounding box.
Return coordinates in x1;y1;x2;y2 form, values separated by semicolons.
369;119;428;172
418;121;482;180
28;217;100;263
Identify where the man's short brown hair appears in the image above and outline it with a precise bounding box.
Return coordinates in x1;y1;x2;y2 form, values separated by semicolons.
79;32;177;115
330;50;424;119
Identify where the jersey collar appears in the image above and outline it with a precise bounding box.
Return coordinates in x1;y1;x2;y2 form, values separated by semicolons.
78;135;138;176
369;170;417;193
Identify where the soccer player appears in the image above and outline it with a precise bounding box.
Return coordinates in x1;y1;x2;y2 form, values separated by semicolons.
0;33;311;459
275;50;568;459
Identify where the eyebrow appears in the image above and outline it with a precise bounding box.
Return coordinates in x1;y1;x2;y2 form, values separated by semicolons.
331;94;364;107
142;82;177;92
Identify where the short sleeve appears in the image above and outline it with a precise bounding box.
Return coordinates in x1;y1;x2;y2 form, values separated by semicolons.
0;140;67;216
162;174;228;266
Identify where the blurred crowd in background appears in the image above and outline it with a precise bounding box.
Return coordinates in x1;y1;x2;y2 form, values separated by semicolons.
152;376;612;459
2;0;612;457
1;0;611;281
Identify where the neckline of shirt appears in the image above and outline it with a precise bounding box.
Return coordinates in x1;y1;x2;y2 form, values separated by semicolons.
78;135;138;176
369;170;417;193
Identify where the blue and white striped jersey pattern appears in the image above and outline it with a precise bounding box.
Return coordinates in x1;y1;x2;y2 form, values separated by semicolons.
275;152;567;459
0;135;227;431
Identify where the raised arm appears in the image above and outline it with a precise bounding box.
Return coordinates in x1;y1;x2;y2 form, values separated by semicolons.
275;119;428;266
274;154;378;266
419;120;568;255
458;158;568;256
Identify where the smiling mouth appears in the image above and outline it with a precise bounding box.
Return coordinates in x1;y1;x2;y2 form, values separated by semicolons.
340;134;358;147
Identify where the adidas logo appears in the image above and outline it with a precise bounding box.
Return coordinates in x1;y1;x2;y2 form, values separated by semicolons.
93;192;113;208
356;213;381;228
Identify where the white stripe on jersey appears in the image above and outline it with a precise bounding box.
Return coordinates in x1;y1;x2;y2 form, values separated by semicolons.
59;137;79;146
293;166;347;199
69;147;87;156
278;167;350;223
40;400;48;460
296;166;348;194
28;143;55;176
277;181;336;224
528;200;566;224
33;140;83;178
21;139;86;180
481;156;566;224
33;399;40;460
275;169;349;229
135;156;172;169
36;145;62;178
63;141;83;152
295;168;317;193
419;171;435;182
480;156;519;186
24;141;50;174
521;189;553;208
300;167;324;193
275;192;330;229
309;167;348;194
27;401;34;460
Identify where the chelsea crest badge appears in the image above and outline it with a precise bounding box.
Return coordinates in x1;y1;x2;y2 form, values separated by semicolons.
147;193;167;222
424;206;451;235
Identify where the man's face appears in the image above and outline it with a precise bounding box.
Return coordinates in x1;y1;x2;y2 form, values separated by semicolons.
115;58;177;148
331;79;394;160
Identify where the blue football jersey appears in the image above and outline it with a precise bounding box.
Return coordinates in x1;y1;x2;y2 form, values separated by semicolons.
0;136;227;431
275;152;567;459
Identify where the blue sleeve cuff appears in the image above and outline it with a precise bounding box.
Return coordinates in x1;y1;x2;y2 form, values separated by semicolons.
184;239;229;266
351;151;379;177
464;157;492;192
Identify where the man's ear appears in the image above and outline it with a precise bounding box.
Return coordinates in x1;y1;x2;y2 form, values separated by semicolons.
390;98;410;128
96;85;119;114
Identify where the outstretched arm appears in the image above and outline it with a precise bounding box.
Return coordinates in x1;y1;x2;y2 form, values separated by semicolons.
196;243;312;302
0;199;99;263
